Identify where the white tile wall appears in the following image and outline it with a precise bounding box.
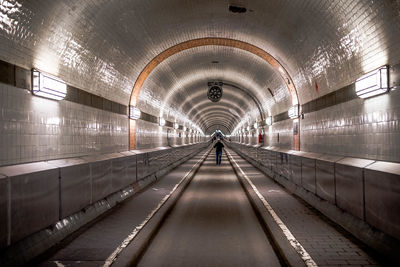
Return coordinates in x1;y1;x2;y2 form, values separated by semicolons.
0;83;128;166
265;120;294;149
135;120;166;149
1;0;399;162
301;89;400;162
135;120;201;149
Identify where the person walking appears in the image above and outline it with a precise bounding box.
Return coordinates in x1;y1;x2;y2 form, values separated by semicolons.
213;139;224;165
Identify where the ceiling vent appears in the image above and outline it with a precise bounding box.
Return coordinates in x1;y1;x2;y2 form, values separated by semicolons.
207;81;223;102
229;5;247;13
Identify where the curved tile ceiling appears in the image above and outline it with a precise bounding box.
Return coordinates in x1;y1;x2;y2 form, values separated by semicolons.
1;0;400;138
1;1;398;100
139;45;290;136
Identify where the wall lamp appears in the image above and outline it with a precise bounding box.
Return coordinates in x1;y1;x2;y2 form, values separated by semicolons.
159;117;166;126
288;104;299;119
266;116;273;126
355;66;390;98
129;106;141;120
174;122;179;129
32;69;67;100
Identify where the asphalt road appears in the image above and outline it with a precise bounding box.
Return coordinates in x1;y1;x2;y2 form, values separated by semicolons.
137;152;282;267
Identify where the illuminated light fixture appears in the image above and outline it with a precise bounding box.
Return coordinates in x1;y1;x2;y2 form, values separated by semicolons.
183;126;187;131
32;69;67;100
159;117;166;126
246;126;250;131
253;122;258;129
266;116;273;126
288;104;299;119
174;122;179;129
129;106;141;120
355;66;389;98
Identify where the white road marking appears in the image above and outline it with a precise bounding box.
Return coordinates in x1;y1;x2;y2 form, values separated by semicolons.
103;149;210;267
226;150;318;267
268;189;281;193
54;261;65;267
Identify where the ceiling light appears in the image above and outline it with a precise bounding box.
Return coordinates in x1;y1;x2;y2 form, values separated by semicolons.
129;106;141;120
288;104;299;119
355;66;389;98
159;117;166;126
32;69;66;100
266;116;273;126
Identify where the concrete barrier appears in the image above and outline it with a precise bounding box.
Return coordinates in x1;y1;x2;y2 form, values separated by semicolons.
0;162;59;244
134;150;148;180
365;161;400;240
109;153;131;193
81;154;114;203
315;154;344;204
120;151;137;182
0;142;208;267
47;158;91;219
0;174;7;249
226;141;400;257
288;151;305;185
301;152;323;194
335;157;375;220
276;148;291;180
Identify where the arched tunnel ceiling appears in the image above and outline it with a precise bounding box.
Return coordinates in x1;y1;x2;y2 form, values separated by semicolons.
139;46;289;133
1;0;400;132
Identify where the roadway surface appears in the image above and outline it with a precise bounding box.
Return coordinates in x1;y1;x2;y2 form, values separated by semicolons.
36;147;379;267
137;152;281;267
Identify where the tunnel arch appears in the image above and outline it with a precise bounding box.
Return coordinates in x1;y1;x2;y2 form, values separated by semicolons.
205;124;231;135
191;108;239;131
129;37;300;149
201;116;236;133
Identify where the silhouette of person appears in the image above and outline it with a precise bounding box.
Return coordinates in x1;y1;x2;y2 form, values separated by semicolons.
213;139;224;165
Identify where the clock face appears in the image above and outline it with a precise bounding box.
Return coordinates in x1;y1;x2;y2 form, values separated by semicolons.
207;85;223;102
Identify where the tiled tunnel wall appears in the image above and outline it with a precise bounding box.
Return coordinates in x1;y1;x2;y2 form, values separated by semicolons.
1;1;400;165
0;83;129;166
301;89;400;162
0;68;206;166
233;85;400;163
0;81;205;166
135;120;166;149
135;119;203;150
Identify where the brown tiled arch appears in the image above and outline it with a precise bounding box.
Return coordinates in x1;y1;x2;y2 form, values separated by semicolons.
129;37;299;149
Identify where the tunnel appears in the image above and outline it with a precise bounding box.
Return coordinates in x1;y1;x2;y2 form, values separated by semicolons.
0;0;400;266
